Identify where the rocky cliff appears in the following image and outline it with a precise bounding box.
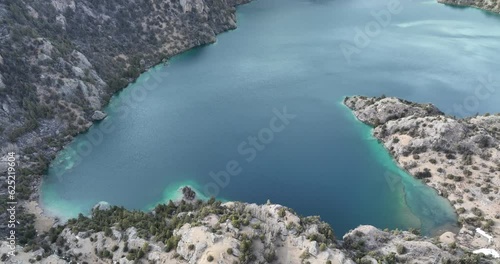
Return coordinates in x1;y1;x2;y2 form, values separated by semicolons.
438;0;500;13
345;96;500;259
0;195;485;263
0;0;250;239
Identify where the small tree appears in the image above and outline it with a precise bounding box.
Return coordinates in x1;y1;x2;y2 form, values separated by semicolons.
278;208;286;218
396;244;406;254
319;243;327;251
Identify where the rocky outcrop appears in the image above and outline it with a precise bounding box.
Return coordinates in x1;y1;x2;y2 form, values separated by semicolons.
92;201;111;211
182;186;197;201
343;226;460;263
438;0;500;13
91;110;107;121
345;96;500;256
1;199;481;263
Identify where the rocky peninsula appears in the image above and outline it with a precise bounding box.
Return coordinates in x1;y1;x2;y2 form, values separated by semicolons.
345;96;500;257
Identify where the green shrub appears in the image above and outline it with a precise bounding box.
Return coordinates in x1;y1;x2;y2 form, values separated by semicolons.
165;236;181;252
300;250;310;260
278;208;286;218
319;243;327;251
396;244;406;254
408;228;420;235
415;169;432;179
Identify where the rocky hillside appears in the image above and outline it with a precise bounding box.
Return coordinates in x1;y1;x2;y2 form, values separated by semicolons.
345;96;500;257
0;192;486;263
438;0;500;13
1;1;499;263
0;0;251;146
0;0;250;238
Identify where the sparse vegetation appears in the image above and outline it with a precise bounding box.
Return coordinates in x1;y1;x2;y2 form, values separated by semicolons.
396;244;406;254
0;0;249;247
278;208;286;218
415;168;432;179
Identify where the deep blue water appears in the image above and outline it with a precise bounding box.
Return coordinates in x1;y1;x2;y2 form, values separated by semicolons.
42;0;500;236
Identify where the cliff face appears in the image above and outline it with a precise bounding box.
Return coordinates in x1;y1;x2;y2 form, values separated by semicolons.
345;96;500;256
438;0;500;13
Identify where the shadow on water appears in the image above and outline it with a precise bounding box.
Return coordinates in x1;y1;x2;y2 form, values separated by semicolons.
170;44;212;63
441;4;471;12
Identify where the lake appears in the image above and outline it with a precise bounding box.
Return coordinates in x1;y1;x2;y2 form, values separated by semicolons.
41;0;500;236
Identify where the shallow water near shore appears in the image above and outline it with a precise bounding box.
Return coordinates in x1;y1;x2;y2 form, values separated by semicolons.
340;104;459;236
42;0;500;235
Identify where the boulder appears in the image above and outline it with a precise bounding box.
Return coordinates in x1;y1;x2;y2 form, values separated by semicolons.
93;201;110;211
91;110;107;121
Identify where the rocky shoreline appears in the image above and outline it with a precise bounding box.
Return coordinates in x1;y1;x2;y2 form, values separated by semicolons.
0;0;252;240
1;0;499;263
3;93;500;262
344;96;500;257
438;0;500;14
0;187;489;263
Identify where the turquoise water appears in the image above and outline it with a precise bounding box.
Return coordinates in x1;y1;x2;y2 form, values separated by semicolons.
41;0;500;236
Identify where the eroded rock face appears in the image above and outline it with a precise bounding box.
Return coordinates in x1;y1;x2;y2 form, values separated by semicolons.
344;96;443;127
345;96;500;254
51;0;76;12
93;201;111;211
0;74;5;90
1;199;491;263
0;202;352;263
343;225;459;264
180;0;206;13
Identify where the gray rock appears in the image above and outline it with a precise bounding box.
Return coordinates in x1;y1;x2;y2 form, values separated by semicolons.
91;110;107;121
77;232;89;239
309;241;318;256
93;201;111;211
343;225;459;263
0;74;6;90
